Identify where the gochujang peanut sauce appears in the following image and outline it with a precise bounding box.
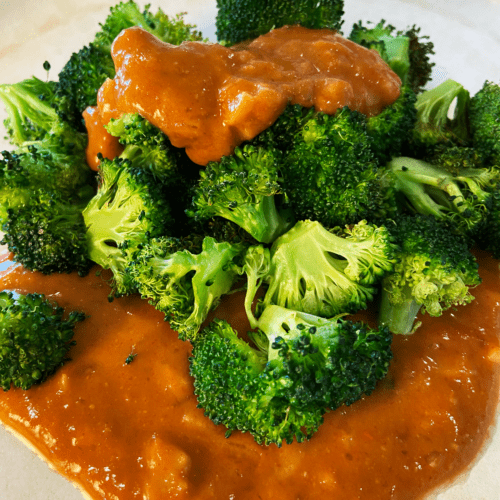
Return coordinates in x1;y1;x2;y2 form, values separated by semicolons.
96;25;401;166
0;251;499;500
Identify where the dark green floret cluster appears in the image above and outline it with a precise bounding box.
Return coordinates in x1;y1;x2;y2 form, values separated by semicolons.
216;0;344;46
0;292;85;391
2;0;499;448
190;308;392;446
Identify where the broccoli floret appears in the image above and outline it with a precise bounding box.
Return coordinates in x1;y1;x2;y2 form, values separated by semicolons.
189;306;392;446
215;0;344;46
366;85;417;163
259;220;396;318
188;144;294;244
282;106;396;227
83;156;174;296
348;20;435;94
379;214;481;335
1;190;92;276
55;1;205;131
422;145;484;176
0;292;85;391
388;156;500;237
408;79;470;157
127;236;247;341
469;80;500;166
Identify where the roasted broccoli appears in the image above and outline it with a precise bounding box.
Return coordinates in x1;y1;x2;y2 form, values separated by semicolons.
83;155;174;296
127;236;247;340
55;1;205;130
469;80;500;166
0;292;85;391
215;0;344;46
282;106;395;227
188;144;293;244
258;220;396;318
379;214;481;335
189;306;392;446
348;20;435;94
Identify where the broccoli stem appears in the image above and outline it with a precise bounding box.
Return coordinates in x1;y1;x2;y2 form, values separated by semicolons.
379;283;422;335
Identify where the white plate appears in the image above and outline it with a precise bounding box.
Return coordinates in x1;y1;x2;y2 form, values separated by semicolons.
0;1;499;498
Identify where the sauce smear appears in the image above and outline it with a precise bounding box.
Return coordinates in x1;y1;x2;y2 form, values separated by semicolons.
0;252;499;499
97;26;401;165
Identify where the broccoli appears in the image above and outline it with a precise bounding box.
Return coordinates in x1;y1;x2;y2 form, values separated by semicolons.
379;214;481;335
348;20;435;94
282;106;396;227
1;190;92;276
388;156;500;238
469;80;500;166
54;1;205;131
83;155;174;296
258;220;397;318
189;306;393;446
408;79;470;157
188;144;294;244
127;236;247;341
366;85;417;163
0;292;85;391
215;0;344;46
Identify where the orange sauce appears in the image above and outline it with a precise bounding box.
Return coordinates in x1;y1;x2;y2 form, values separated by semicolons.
97;26;401;165
82;106;124;171
0;252;499;500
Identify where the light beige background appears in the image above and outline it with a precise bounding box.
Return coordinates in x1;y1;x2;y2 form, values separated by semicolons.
0;1;499;499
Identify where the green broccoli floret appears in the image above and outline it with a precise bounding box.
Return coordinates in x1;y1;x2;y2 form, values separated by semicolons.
189;306;392;446
0;77;89;151
348;20;435;94
379;214;481;335
388;156;500;238
215;0;344;46
1;190;92;276
282;106;396;227
469;80;500;166
55;1;205;131
422;145;484;175
258;220;396;318
0;292;85;391
127;236;246;341
188;144;294;244
366;85;417;163
408;79;470;157
83;156;174;296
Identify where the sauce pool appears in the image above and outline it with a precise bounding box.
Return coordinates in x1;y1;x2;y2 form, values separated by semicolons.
0;251;499;500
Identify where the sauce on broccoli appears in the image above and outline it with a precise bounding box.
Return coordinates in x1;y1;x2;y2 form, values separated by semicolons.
96;25;401;165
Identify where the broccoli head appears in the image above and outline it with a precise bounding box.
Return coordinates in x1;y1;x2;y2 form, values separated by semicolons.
282;106;396;227
259;220;397;318
348;20;435;94
379;214;481;335
83;156;174;296
0;292;85;391
216;0;344;46
1;190;92;276
188;144;293;244
469;80;500;166
127;236;247;341
190;306;392;446
388;156;500;238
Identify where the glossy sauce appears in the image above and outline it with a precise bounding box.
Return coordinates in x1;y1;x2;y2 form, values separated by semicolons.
97;26;401;165
0;252;499;500
82;106;124;171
